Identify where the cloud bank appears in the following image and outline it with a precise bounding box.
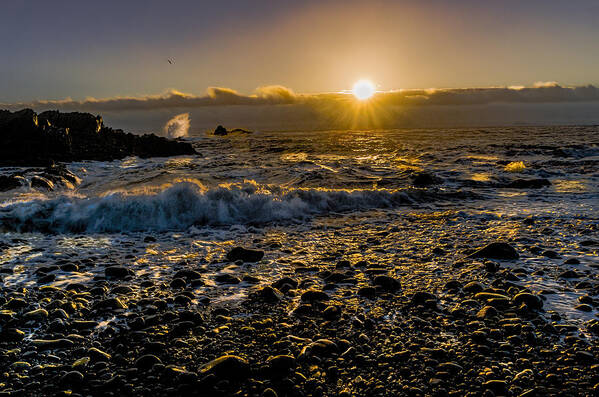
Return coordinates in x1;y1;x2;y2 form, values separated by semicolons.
3;83;599;131
3;83;599;113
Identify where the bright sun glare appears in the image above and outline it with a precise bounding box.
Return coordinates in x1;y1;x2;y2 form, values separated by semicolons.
352;80;376;100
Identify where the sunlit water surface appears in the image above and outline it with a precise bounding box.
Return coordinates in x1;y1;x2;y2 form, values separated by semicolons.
0;126;597;331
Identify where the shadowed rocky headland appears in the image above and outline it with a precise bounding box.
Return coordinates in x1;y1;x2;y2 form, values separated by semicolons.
0;109;197;166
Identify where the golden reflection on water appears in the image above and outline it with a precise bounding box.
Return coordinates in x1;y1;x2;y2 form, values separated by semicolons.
57;236;113;249
470;172;491;182
0;245;33;265
119;157;140;169
553;179;587;193
466;155;500;161
164;157;194;168
280;152;308;162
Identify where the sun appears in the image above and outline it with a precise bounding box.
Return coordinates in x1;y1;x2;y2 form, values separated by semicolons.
352;79;376;100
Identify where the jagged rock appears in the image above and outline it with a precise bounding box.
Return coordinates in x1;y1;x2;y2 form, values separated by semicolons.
39;110;102;134
0;175;24;192
0;109;38;135
0;109;197;166
41;163;80;187
30;175;54;190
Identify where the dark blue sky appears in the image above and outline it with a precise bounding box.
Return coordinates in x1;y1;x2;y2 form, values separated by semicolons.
2;0;598;102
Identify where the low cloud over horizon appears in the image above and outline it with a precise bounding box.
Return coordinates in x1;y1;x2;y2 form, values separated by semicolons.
3;83;599;132
3;82;599;113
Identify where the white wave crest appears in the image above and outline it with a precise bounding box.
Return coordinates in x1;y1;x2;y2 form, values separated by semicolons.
163;113;190;138
0;181;474;233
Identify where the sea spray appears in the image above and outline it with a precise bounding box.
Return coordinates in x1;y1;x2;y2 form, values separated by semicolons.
0;181;477;233
163;113;190;138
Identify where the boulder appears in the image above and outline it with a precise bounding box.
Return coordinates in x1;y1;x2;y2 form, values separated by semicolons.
0;175;24;192
199;355;249;379
300;289;330;302
226;247;264;263
134;354;162;370
373;275;401;291
513;292;543;311
468;242;519;260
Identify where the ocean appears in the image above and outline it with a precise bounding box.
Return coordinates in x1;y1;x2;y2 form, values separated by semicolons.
1;126;598;395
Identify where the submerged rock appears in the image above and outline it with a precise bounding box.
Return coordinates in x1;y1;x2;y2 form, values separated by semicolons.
505;178;551;189
412;172;443;186
0;109;197;166
251;286;283;302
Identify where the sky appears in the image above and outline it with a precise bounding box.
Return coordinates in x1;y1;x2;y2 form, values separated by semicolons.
1;0;599;103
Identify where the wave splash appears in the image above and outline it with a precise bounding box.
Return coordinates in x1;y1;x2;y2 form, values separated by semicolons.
0;181;474;233
163;113;190;138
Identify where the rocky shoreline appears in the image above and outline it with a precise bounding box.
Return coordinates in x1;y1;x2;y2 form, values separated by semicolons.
0;109;196;167
0;209;597;397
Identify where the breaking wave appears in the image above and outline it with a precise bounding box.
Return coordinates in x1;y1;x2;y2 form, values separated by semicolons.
0;181;477;233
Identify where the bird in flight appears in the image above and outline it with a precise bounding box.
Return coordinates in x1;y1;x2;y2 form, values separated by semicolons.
167;59;174;65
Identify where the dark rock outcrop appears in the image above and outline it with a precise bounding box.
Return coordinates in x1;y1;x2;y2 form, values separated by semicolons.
213;125;253;136
214;125;228;136
0;163;81;192
0;175;24;192
0;109;197;166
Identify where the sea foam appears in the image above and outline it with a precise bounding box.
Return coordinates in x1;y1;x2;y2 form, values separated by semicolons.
0;181;474;233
